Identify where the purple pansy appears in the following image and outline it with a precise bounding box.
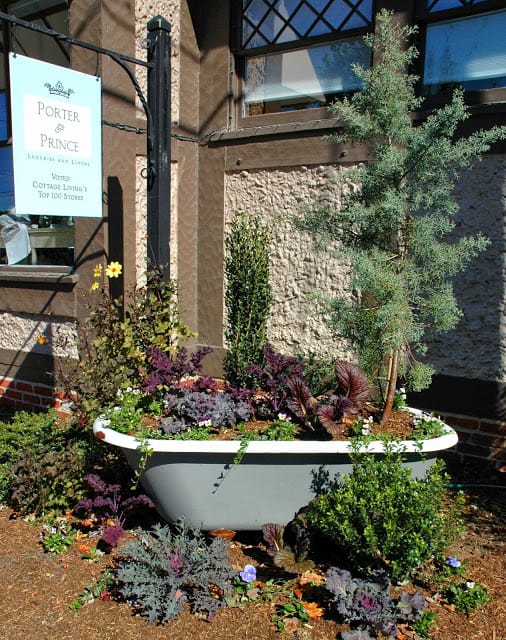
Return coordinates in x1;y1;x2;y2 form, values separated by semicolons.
445;556;461;568
240;564;257;583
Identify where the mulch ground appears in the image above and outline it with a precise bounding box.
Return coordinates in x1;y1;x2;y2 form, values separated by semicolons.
0;458;504;640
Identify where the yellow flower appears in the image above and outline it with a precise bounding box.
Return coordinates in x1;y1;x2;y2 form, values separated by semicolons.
37;335;47;345
105;261;122;278
89;281;100;292
93;264;103;278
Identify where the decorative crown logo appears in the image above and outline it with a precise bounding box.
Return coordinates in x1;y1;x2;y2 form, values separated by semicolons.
44;81;74;99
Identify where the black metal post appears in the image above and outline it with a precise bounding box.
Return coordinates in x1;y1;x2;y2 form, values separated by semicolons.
147;15;171;277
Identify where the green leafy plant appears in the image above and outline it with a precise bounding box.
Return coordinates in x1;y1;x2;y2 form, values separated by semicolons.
224;210;272;388
411;413;447;440
298;352;339;397
233;416;298;464
306;451;464;582
0;409;66;503
229;567;325;631
443;579;489;615
70;568;115;610
116;520;235;623
432;556;489;615
412;610;438;639
8;440;87;517
40;517;76;554
298;9;506;423
272;597;310;632
58;264;195;417
0;407;120;518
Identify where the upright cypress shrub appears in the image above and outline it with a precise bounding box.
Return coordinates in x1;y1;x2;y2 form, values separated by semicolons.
299;10;506;423
224;211;272;387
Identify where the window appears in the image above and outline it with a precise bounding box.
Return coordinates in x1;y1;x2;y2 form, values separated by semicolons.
237;0;373;116
420;1;506;96
0;0;73;267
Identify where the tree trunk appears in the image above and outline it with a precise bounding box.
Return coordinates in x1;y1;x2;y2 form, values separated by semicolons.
381;348;399;425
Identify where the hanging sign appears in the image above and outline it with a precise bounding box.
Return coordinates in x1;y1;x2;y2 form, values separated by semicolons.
9;53;102;218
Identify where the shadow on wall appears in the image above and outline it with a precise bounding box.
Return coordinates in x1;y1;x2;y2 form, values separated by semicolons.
411;158;506;423
0;349;58;411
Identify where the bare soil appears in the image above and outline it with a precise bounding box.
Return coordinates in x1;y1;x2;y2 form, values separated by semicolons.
0;457;504;640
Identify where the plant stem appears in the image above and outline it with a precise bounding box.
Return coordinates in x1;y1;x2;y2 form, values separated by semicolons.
381;348;399;424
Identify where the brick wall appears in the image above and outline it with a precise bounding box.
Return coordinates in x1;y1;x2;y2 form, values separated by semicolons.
0;377;67;415
438;412;506;473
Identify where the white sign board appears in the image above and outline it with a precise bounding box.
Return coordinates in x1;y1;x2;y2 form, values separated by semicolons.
9;53;102;217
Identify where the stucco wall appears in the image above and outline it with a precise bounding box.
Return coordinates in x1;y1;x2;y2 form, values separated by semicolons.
135;0;180;121
135;1;180;278
226;157;506;385
0;312;78;359
225;165;354;360
425;155;506;383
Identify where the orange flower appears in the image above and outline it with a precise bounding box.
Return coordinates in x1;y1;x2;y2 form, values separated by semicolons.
299;569;326;586
37;335;47;345
301;601;325;620
78;544;91;554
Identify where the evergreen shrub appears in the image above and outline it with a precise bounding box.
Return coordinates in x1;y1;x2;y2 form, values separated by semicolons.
306;450;464;582
224;211;272;387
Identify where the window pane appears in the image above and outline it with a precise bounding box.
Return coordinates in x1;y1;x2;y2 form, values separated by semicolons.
0;92;8;142
426;0;489;12
0;145;14;211
242;0;373;49
0;3;74;267
245;36;369;114
423;10;506;93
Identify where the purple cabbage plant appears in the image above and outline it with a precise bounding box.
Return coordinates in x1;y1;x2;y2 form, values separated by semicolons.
326;567;425;639
73;474;154;548
251;345;371;438
248;343;305;417
159;389;252;435
143;345;214;393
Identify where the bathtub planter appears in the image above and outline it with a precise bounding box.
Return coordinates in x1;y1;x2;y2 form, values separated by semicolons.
93;412;457;531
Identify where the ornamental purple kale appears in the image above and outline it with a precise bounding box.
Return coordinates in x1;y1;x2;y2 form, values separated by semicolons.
73;474;154;547
326;567;425;639
116;521;235;623
161;389;251;433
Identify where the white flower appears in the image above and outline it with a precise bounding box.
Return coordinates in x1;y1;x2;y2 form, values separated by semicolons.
361;416;373;435
277;413;291;422
466;581;476;589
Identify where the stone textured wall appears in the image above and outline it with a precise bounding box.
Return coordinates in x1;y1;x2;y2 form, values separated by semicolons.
225;165;354;360
424;155;506;383
0;312;78;360
226;157;506;386
135;1;180;121
135;0;180;277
